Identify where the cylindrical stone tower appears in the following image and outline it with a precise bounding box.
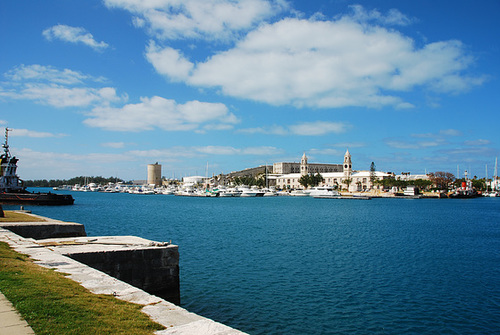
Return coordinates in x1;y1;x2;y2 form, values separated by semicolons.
147;162;162;186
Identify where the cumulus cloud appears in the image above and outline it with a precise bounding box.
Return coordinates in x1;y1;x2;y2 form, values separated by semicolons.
43;24;109;51
145;14;484;109
84;96;238;131
1;65;125;108
103;0;287;41
146;42;193;81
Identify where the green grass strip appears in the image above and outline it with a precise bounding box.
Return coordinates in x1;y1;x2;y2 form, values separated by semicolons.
0;211;46;222
0;242;165;334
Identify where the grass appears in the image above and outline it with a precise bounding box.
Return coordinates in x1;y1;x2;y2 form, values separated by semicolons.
0;242;165;334
0;211;47;222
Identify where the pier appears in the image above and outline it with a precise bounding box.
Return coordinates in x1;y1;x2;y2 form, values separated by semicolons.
0;211;246;334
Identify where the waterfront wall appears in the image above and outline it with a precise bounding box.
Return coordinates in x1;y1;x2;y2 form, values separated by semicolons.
0;220;86;239
0;225;246;334
66;242;180;304
0;214;179;303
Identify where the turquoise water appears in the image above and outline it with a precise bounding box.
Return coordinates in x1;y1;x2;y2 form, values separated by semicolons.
6;189;500;334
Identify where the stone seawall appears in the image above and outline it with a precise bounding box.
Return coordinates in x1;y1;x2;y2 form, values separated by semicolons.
44;236;181;304
0;213;246;334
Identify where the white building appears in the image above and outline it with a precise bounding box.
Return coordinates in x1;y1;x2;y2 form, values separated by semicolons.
275;150;392;191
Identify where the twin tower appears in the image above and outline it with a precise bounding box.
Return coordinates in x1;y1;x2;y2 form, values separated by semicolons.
300;149;352;177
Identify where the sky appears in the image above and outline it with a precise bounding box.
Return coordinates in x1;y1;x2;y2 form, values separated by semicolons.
1;0;499;181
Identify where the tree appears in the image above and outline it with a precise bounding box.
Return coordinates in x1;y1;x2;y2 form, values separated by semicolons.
428;171;455;190
369;162;377;187
343;177;352;191
299;173;323;189
299;175;310;188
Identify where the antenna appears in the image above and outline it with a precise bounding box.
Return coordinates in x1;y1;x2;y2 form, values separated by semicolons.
3;128;11;158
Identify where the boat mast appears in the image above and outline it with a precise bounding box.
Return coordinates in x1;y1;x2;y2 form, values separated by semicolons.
494;157;498;180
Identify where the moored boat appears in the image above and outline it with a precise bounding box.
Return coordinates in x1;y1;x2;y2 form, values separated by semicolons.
0;128;74;205
309;186;340;198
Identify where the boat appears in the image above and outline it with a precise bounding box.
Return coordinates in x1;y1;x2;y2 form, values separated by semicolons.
263;188;278;197
449;171;479;198
309;186;340;198
289;190;308;197
0;128;74;205
238;186;264;197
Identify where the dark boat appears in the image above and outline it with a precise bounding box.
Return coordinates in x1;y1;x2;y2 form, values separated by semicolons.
0;128;74;206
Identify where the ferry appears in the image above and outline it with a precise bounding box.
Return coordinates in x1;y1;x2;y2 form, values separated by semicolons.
0;128;74;205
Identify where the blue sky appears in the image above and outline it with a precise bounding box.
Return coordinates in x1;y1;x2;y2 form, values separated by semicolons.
1;0;499;181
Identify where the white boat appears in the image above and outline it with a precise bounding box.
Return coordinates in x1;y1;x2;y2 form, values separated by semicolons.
218;187;241;197
309;186;340;198
289;190;308;197
263;188;278;197
238;186;264;197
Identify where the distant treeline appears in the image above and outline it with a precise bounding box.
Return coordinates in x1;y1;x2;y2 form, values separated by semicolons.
23;176;127;188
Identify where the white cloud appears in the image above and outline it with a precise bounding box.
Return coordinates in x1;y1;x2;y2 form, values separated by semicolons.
146;15;483;109
129;145;283;158
236;126;288;135
9;128;66;138
237;121;348;136
146;42;193;81
346;5;413;26
6;84;124;108
289;121;348;136
1;65;126;108
104;0;287;41
439;129;462;137
101;142;127;148
84;96;238;131
15;148;135;179
5;64;101;85
464;139;490;146
43;24;109;51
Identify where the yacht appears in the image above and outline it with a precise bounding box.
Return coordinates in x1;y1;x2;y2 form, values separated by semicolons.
309;186;341;198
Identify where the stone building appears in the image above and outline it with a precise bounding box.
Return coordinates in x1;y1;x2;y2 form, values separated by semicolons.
273;153;343;175
275;150;392;191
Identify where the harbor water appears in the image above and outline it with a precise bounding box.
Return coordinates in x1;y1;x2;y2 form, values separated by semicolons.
6;189;500;334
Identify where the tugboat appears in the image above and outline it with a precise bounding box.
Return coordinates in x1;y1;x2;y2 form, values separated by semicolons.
0;128;74;205
449;170;479;199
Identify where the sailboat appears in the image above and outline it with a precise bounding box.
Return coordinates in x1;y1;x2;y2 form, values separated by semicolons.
488;157;499;197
